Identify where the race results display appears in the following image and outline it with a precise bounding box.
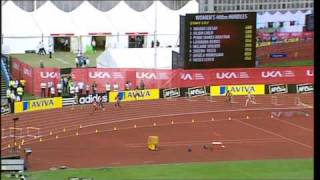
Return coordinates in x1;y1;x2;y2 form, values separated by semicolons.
184;12;256;69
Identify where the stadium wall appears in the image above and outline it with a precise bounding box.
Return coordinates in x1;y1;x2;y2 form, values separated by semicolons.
11;57;314;96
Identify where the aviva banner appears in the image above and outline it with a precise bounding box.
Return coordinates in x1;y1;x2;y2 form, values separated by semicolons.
109;89;160;102
210;84;265;96
14;97;62;113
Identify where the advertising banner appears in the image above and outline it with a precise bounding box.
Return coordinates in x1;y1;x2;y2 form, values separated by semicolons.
296;83;313;94
135;69;173;89
109;89;160;102
33;68;61;96
187;87;207;97
210;84;265;96
77;93;108;104
14;97;62;113
267;84;288;94
162;88;181;98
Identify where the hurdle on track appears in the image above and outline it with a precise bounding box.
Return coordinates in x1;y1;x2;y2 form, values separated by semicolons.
27;127;41;138
294;97;312;108
9;127;23;138
271;95;282;106
205;93;216;103
185;92;197;101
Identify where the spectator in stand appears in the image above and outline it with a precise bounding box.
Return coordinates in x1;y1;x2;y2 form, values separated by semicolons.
47;81;53;97
91;39;96;53
113;83;119;91
40;82;47;97
38;41;46;55
20;79;26;92
48;44;53;59
14;80;19;94
68;79;73;94
92;81;97;95
17;86;23;101
105;82;111;96
124;81;129;91
139;80;145;90
63;76;68;94
78;81;84;95
75;84;79;97
75;55;80;68
69;84;75;97
9;80;14;91
50;86;55;97
128;81;132;90
40;60;44;68
10;91;16;113
86;84;90;96
57;82;62;96
6;89;11;107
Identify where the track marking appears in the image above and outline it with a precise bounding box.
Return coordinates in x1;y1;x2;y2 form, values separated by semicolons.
233;119;313;149
82;106;312;129
272;116;313;132
126;138;286;148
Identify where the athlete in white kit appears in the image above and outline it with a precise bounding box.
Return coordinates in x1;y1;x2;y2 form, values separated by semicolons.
245;91;257;107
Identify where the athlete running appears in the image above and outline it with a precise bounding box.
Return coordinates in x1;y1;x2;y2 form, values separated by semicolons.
115;92;121;108
245;91;257;107
225;90;233;103
98;97;105;111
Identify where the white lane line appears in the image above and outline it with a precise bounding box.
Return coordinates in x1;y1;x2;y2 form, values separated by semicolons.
272;116;313;132
233;119;313;149
82;106;312;129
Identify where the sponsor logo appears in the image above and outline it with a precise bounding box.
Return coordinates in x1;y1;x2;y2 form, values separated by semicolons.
296;84;313;94
210;85;265;96
23;68;32;77
78;94;108;104
40;72;59;79
306;69;314;77
216;72;249;79
109;89;160;102
188;87;206;97
261;70;295;78
30;99;54;109
127;90;151;98
89;72;124;79
269;84;288;94
136;72;170;80
163;88;180;98
180;73;205;80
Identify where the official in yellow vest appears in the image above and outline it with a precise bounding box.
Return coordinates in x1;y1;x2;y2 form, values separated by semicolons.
20;79;26;89
9;80;14;90
17;86;24;100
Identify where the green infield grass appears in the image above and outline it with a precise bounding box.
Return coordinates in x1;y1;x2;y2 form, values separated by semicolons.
259;60;314;67
9;51;103;68
1;158;313;180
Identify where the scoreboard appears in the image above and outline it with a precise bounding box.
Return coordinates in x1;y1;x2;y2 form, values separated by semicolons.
184;12;256;69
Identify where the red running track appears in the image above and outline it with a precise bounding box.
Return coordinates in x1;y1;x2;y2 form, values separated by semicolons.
1;93;314;171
